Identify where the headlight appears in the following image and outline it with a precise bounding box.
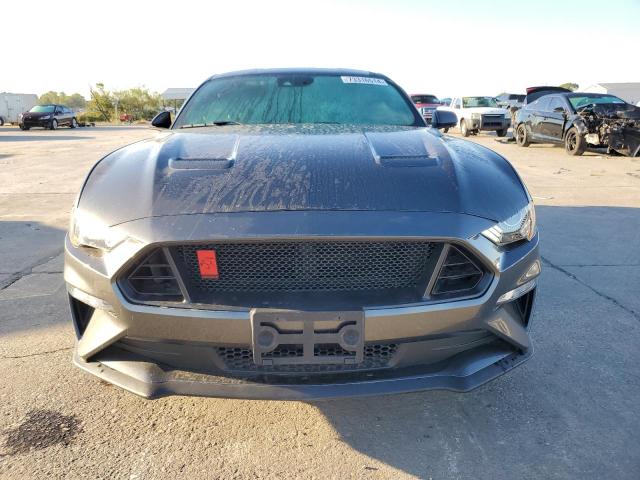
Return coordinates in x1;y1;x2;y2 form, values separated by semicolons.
41;115;51;120
482;202;536;246
471;112;481;119
69;207;127;251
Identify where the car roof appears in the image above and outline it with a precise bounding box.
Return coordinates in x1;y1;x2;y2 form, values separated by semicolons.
524;86;572;104
566;92;621;98
208;68;380;81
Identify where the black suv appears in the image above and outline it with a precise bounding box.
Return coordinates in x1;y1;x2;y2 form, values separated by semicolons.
20;104;78;130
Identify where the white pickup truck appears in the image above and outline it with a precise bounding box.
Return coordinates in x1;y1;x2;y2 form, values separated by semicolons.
438;96;511;137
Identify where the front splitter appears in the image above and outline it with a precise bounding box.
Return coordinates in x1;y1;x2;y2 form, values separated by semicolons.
73;342;533;401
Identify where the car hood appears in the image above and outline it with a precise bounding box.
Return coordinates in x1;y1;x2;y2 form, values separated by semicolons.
79;124;529;226
23;111;50;118
590;103;640;120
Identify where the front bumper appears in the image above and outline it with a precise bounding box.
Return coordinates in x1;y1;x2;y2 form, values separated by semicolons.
21;118;51;128
468;116;511;132
608;126;640;157
64;210;539;400
420;108;436;124
72;340;533;400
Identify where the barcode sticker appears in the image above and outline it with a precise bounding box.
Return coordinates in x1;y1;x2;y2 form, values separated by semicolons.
340;76;388;86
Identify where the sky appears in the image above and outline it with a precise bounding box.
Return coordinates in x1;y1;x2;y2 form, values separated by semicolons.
3;0;640;99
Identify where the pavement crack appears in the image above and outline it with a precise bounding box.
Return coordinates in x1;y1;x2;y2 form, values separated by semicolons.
541;255;640;322
0;276;21;290
0;271;62;274
0;251;64;290
554;264;640;267
0;346;72;360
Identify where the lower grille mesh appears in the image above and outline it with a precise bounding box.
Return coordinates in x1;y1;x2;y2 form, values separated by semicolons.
177;240;436;294
217;344;398;373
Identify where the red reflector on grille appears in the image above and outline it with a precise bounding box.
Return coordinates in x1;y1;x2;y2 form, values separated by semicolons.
196;250;219;279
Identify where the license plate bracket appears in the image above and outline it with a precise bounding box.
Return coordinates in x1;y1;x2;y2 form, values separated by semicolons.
250;309;364;366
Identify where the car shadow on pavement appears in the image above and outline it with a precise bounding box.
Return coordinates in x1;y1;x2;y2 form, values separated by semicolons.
311;206;640;479
0;135;95;142
0;221;68;338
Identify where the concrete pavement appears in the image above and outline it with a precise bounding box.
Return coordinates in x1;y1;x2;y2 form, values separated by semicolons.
0;126;638;479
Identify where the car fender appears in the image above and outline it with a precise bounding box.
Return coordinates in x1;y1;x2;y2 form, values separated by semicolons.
565;118;588;138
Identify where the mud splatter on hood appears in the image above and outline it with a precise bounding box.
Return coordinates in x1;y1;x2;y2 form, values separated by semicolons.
79;124;528;226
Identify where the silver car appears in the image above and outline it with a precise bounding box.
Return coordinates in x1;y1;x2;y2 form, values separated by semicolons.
65;68;540;399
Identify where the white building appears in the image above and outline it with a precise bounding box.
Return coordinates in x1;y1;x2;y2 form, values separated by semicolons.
161;88;195;114
0;92;38;125
582;83;640;104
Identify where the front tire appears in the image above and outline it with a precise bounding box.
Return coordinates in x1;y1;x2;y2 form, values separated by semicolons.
70;118;78;129
565;127;586;156
496;129;507;137
19;124;29;131
50;119;58;130
0;117;4;126
516;124;530;147
443;127;450;133
460;119;470;137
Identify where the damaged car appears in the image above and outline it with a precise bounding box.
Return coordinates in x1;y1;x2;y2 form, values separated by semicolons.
515;90;640;156
65;68;540;400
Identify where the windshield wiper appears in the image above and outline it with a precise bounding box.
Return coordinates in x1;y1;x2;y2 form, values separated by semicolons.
179;120;242;129
211;120;242;126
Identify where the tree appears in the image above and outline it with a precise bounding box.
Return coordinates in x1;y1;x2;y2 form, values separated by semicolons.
83;83;163;122
113;86;162;121
67;93;87;109
38;91;64;105
559;82;579;91
38;91;87;109
88;83;114;122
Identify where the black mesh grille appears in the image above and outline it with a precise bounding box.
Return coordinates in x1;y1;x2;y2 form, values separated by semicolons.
177;240;436;294
217;344;398;373
481;114;505;127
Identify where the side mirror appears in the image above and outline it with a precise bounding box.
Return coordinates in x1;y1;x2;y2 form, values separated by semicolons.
553;106;565;113
151;111;172;129
431;110;458;130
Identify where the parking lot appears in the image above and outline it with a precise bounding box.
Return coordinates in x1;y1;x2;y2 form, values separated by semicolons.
0;125;639;479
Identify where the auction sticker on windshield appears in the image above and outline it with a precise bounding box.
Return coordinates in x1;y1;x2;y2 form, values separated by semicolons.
341;76;388;86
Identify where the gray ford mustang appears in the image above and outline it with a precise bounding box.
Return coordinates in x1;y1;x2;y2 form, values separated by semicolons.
65;68;540;399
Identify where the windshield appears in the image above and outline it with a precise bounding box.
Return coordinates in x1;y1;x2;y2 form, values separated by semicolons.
30;105;55;113
411;95;439;104
568;94;626;109
462;97;499;108
174;73;421;128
